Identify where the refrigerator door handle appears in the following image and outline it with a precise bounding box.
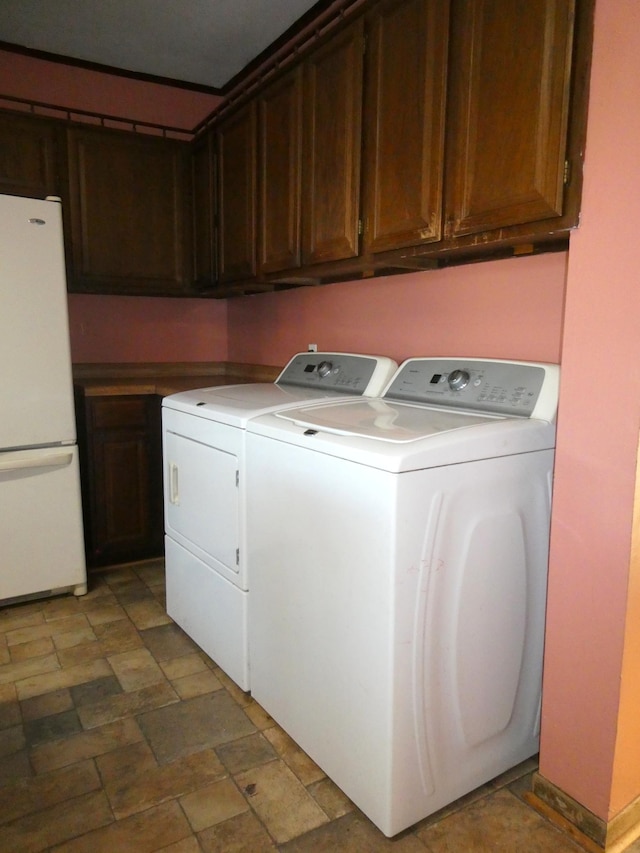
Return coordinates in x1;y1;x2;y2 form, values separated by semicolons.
0;449;73;473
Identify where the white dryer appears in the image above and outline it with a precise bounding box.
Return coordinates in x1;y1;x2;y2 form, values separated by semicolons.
245;357;559;836
161;352;397;690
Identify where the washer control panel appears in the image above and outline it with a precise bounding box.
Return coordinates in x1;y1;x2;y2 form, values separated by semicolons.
278;352;397;396
385;358;559;420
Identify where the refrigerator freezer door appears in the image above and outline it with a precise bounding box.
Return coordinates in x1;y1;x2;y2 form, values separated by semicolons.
0;446;87;600
0;194;77;450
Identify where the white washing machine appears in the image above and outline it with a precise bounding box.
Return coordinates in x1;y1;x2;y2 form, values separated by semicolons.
161;352;397;690
245;357;559;836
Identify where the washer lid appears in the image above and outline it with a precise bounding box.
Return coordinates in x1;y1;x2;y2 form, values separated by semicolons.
278;399;497;443
162;383;350;427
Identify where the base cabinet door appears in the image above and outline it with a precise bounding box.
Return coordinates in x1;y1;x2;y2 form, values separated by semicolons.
445;0;576;237
77;393;163;568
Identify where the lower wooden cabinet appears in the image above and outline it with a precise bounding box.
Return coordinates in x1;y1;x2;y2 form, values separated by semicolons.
75;391;164;569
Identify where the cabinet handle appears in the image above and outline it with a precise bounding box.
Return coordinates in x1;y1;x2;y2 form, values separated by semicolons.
0;449;73;473
169;462;180;505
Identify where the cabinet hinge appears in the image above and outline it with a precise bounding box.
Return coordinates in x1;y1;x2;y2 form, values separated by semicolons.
362;33;367;55
358;219;363;236
235;470;239;487
236;548;240;566
563;160;571;186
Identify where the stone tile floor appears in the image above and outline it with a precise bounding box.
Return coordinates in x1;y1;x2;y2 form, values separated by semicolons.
0;560;596;851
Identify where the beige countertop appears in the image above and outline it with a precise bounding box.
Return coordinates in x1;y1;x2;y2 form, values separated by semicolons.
73;362;282;397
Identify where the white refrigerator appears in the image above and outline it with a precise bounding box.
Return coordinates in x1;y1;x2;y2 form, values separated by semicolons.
0;193;87;603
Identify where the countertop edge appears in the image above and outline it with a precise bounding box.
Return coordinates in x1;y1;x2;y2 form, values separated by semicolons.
73;361;282;397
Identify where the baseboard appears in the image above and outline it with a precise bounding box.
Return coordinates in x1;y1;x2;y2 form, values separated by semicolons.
530;772;640;852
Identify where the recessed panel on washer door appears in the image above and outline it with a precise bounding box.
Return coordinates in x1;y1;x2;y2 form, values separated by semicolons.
164;429;239;581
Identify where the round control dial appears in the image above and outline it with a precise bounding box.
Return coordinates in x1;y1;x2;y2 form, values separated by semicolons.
448;369;471;391
317;360;333;378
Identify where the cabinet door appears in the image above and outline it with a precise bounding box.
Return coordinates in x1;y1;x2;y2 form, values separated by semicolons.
362;0;449;254
302;18;364;265
191;128;217;289
258;66;303;274
80;395;163;568
217;102;257;283
66;126;190;295
445;0;575;237
0;112;60;198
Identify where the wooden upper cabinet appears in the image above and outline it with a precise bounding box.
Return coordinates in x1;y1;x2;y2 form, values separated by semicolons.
257;67;303;274
191;128;217;290
362;0;449;254
302;18;364;265
66;126;191;295
0;112;61;199
445;0;576;238
217;102;257;284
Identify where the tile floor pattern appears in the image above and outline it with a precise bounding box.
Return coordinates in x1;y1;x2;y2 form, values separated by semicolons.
0;560;611;852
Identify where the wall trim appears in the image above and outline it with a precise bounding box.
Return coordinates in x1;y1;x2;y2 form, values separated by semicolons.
529;773;640;852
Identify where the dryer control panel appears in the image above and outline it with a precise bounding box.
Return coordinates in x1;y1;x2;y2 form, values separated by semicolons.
385;358;559;421
277;352;397;396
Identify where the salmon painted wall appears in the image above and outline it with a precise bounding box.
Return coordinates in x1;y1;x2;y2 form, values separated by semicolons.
0;49;220;130
226;251;568;366
539;0;640;821
67;294;228;363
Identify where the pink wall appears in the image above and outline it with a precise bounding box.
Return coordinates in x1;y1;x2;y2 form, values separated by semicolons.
227;251;567;366
539;0;640;821
67;294;228;363
6;9;640;832
0;50;220;130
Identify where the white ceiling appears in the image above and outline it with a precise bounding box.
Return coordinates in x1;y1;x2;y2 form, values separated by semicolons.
0;0;322;90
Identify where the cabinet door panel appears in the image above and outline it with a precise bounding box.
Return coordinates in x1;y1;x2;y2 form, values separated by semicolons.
217;103;257;283
191;129;216;289
446;0;575;236
95;432;151;550
67;127;189;294
78;393;163;568
363;0;449;253
0;112;60;198
258;67;303;274
302;19;364;264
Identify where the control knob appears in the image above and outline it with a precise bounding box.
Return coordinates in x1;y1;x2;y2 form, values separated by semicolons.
317;360;333;377
448;369;471;391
